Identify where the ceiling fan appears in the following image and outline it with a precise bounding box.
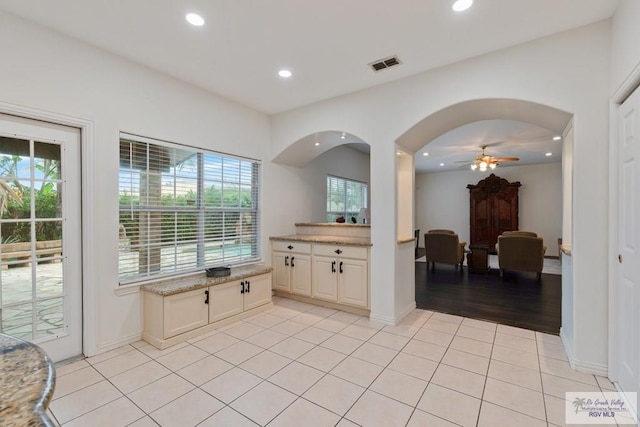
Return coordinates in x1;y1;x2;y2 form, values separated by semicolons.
456;146;519;171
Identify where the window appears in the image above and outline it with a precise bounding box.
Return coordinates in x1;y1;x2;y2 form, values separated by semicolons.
118;135;260;284
326;175;367;222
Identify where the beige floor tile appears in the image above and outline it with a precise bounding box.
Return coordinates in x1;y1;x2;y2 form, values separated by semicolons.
450;335;493;358
192;333;239;354
176;354;233;386
423;318;460;334
441;348;490;375
402;339;447;362
63;397;144;427
291;312;325;326
303;374;365;415
136;341;188;359
200;367;262;404
110;360;172;394
155;344;209;371
92;349;152;378
240;350;291;378
269;337;315;359
219;319;245;331
478;401;547;427
314;317;350;333
214;341;263;364
336;419;360;427
186;329;219;344
124;415;158;427
538;340;569;361
297;345;346;372
330;356;384;388
270;320;309;336
398;313;428;328
488;359;542;391
456;325;496;343
150;388;224;427
494;332;538;353
418;383;481;427
198;406;258;427
307;305;339;318
268;361;325;395
544;393;568;426
431;363;486;398
293;326;334;344
370;368;428;406
431;312;464;324
387;352;439;381
541;373;601;399
461;317;497;331
244;328;288;349
85;345;135;365
407;409;459;427
50;380;123;424
230;381;297;425
320;333;364;355
382;324;420;338
269;398;340;427
45;409;60;427
483;377;546;420
345;390;414;427
536;331;562;345
127;373;194;413
223;321;265;340
595;375;616;391
497;324;536;339
353;316;386;330
368;330;411;350
244;313;286;328
413;328;454;347
351;342;398;366
54;359;90;377
539;355;598;386
52;366;104;399
331;310;363;324
339;323;379;340
270;307;306;320
492;344;540;370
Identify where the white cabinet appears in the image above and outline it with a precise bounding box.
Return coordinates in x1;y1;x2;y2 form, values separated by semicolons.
162;288;209;339
311;244;369;309
272;241;312;296
243;273;273;310
312;255;339;301
209;273;272;321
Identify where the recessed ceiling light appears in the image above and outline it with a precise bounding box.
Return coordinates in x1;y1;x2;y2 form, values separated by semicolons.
396;152;402;156
553;136;562;141
452;0;473;12
314;142;320;146
440;163;445;166
546;152;553;157
423;152;429;157
278;69;292;78
340;133;346;139
186;13;205;26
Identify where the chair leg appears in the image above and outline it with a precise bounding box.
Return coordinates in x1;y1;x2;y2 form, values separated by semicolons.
499;269;504;277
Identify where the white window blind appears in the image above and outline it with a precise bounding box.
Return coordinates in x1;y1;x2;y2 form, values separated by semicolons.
326;175;367;222
118;135;260;283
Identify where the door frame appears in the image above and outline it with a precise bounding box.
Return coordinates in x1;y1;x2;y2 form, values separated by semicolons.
0;101;98;358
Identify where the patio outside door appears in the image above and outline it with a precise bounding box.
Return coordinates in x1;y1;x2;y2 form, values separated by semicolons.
0;113;82;362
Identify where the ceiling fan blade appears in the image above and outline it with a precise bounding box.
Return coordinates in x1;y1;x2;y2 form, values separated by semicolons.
453;160;475;163
493;157;520;162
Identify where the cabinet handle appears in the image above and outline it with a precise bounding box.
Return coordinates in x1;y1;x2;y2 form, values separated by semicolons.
241;281;245;294
285;256;289;266
287;245;293;250
204;290;209;304
339;261;343;274
291;256;295;267
335;249;342;255
247;281;250;293
331;261;336;273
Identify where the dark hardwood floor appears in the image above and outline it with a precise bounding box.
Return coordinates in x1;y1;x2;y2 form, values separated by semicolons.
415;250;561;334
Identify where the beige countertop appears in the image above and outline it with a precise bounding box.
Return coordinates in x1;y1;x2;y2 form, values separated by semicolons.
270;234;372;246
0;334;56;426
142;265;273;296
295;222;370;228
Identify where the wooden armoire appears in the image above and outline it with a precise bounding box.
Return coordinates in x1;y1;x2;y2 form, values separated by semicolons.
467;174;521;252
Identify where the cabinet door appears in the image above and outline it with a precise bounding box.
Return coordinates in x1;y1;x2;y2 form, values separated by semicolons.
163;288;209;338
272;252;291;292
209;280;243;323
312;255;338;302
338;258;369;308
244;274;273;311
290;254;311;296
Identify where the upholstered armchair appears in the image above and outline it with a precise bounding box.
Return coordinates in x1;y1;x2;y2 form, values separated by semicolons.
496;231;546;279
424;229;466;269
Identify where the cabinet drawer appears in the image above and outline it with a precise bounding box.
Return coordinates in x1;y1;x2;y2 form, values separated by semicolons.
313;244;368;259
272;241;311;254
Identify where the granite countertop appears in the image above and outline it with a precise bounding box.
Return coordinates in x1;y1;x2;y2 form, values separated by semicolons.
0;334;56;427
270;234;372;246
295;222;370;228
142;265;273;296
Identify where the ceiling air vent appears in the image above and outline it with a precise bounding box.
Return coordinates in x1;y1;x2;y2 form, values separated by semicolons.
369;55;402;72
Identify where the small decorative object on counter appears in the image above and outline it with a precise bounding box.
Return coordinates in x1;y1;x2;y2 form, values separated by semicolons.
206;267;231;277
336;216;345;223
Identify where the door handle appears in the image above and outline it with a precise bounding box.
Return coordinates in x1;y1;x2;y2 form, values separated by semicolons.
331;261;336;273
339;261;343;273
204;290;209;304
291;256;295;267
618;254;623;264
285;256;289;266
247;281;250;293
241;281;245;294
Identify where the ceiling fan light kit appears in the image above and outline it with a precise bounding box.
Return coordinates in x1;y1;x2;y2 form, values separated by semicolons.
467;146;518;171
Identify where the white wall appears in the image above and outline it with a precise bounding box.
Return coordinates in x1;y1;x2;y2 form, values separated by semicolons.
611;0;640;94
416;163;563;256
272;21;611;370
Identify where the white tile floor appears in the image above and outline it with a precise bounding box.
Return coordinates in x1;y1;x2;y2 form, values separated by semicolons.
49;297;620;427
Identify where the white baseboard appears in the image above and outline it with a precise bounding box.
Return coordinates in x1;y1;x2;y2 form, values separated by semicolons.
561;327;608;376
395;301;417;323
92;332;142;357
370;301;417;326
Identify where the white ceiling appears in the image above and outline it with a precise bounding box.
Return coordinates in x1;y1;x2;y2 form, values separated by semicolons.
0;0;618;115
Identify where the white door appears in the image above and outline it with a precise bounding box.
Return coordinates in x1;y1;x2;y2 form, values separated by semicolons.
0;114;82;362
339;258;368;308
290;254;311;296
312;255;338;301
617;86;640;416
